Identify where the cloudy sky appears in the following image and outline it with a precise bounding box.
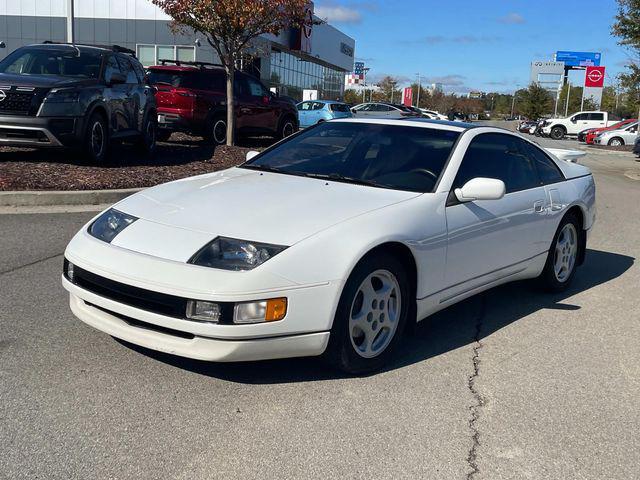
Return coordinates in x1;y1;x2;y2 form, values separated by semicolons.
314;0;634;93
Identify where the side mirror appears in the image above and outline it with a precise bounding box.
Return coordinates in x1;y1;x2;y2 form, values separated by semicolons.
454;177;506;203
108;72;126;86
246;151;260;161
570;117;577;123
350;108;357;114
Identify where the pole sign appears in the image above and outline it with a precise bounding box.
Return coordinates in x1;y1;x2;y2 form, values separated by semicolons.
584;66;605;88
354;62;365;75
402;87;413;107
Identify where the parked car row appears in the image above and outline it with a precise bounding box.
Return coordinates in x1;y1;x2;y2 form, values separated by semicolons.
0;42;300;162
579;119;638;146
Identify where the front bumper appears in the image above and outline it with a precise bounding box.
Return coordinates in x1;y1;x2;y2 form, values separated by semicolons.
157;109;195;133
0;114;83;148
65;281;329;361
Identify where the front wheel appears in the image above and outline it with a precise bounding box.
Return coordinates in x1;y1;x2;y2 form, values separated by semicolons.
325;253;411;374
538;213;581;292
608;137;623;147
550;126;565;140
83;112;109;164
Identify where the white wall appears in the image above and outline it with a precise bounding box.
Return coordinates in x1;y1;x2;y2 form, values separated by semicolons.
0;0;171;20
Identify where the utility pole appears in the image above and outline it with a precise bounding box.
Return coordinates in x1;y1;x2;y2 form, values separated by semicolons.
565;81;571;116
510;92;517;118
416;73;421;108
66;0;75;43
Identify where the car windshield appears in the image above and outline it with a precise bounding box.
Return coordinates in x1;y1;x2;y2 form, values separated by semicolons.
242;122;460;193
0;47;103;77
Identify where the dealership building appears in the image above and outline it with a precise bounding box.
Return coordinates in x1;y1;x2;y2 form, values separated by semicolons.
0;0;355;101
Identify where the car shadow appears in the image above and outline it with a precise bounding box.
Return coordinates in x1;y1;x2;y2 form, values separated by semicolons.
116;249;634;383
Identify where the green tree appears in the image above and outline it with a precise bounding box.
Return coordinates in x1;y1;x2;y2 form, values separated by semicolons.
518;83;553;119
377;76;401;103
612;0;640;117
153;0;309;145
343;89;361;105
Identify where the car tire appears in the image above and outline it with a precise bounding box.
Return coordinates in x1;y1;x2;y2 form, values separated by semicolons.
538;212;581;292
205;115;227;145
83;112;109;164
278;116;296;139
157;130;172;142
550;126;565;140
325;253;411;374
136;113;157;157
608;137;623;147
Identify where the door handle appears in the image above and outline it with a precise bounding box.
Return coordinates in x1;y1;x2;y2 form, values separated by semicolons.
534;200;545;213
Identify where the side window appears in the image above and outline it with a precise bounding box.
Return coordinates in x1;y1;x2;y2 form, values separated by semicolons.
572;113;588;121
116;55;139;84
298;101;312;111
234;76;247;96
103;55;122;83
588;113;604;121
453;133;540;194
628;124;638;133
130;58;146;83
312;102;325;110
246;77;267;97
523;142;565;185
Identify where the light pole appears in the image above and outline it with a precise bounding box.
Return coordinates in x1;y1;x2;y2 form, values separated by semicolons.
66;0;75;43
565;81;571;117
390;80;397;103
362;67;370;102
416;73;421;108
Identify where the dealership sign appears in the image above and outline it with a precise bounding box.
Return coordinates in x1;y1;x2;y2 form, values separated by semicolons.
403;87;413;107
585;66;605;88
291;2;314;53
555;51;601;68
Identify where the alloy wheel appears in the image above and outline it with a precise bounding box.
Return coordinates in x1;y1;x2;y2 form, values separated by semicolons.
91;121;105;157
349;269;401;358
282;121;295;138
554;223;578;282
213;119;226;144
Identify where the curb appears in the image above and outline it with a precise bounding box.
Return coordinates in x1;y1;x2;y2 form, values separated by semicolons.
0;188;142;207
585;147;636;157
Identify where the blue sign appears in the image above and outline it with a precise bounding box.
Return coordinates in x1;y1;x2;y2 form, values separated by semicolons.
354;62;365;75
555;51;601;68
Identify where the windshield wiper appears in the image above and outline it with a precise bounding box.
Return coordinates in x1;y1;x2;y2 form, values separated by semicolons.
303;173;392;189
241;164;284;174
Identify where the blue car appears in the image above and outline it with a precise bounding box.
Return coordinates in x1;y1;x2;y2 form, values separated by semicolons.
297;100;353;128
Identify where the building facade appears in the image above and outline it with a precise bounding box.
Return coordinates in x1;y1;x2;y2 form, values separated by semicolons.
0;0;355;101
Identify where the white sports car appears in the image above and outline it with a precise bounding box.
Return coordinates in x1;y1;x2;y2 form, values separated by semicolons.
62;119;596;373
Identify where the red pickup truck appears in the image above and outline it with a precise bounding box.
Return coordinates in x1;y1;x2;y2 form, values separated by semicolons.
147;60;298;144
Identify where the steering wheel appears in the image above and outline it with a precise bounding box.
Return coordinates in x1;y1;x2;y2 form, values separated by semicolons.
409;168;439;182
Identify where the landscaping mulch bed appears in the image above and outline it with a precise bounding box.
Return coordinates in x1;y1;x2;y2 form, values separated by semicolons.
0;133;270;191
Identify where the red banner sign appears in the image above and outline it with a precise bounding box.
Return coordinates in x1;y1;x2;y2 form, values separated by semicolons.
584;66;605;88
402;87;413;107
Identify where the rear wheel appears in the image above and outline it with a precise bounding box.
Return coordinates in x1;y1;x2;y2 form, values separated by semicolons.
538;213;581;292
278;117;296;139
136;113;157;157
550;126;565;140
608;137;623;147
325;253;411;374
83;112;109;164
206;115;227;145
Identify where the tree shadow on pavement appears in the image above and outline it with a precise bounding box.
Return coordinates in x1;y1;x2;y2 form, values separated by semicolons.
118;248;634;384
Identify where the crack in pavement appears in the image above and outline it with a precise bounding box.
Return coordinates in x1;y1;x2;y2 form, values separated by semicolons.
0;252;64;276
466;295;487;480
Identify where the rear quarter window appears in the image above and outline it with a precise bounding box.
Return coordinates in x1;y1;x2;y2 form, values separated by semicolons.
330;103;350;112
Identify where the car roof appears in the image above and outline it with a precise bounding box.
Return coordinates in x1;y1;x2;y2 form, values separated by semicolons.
147;65;224;73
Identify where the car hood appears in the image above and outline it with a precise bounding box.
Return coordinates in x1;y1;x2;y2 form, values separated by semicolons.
113;167;419;254
0;73;98;88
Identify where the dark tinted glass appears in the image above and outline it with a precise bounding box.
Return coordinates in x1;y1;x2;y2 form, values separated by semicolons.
104;55;122;83
243;122;460;193
453;133;540;193
523;142;565;184
330;103;350;112
116;55;139;84
0;47;103;77
588;113;604;121
147;69;225;90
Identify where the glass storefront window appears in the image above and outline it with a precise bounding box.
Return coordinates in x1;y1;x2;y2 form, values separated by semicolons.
269;49;346;102
136;45;197;67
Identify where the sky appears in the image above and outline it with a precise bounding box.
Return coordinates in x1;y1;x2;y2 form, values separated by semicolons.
314;0;635;94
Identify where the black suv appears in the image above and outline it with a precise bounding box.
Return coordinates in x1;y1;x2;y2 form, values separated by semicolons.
0;43;157;162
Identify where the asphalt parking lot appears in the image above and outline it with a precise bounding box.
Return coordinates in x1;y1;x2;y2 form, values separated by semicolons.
1;139;639;479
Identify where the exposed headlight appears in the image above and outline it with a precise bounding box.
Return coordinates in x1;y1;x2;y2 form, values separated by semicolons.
189;237;287;271
44;89;80;103
88;208;138;243
234;298;287;324
186;300;221;323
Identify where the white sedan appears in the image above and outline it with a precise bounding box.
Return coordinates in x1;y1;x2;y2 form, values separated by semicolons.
62;119;596;373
